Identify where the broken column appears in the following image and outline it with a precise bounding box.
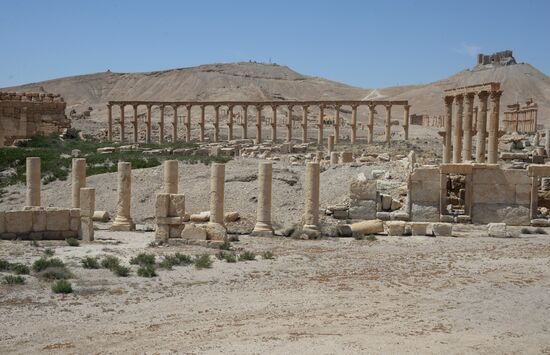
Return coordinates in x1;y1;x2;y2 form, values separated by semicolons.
80;187;95;242
443;96;454;163
453;95;464;163
334;105;340;143
330;152;339;165
351;105;357;144
25;157;41;207
463;93;475;161
488;91;502;164
385;104;392;146
107;104;113;141
71;158;86;208
163;160;178;194
111;162;135;231
368;104;375;144
476;92;489;162
302;105;308;142
318;105;325;147
328;135;335;154
209;163;225;226
303;162;320;234
403;104;410;140
252;162;273;236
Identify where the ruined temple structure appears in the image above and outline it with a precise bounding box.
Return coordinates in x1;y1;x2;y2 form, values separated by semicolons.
0;92;69;146
410;114;443;128
106;100;411;146
476;50;517;66
503;99;538;133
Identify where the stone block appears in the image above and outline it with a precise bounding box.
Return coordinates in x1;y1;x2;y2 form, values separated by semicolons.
0;233;17;240
341;151;353;163
181;223;208;240
169;194;186;217
79;188;95;218
70;217;80;232
349;219;384;234
349;180;377;201
531;219;550;227
381;194;392;211
515;184;531;205
202;223;227;241
386;221;406;236
527;164;550;177
62;230;78;239
488;223;508;238
190;212;210;223
473;167;529;185
349;200;377;220
440;163;473;175
32;209;46;232
156;217;183;225
43;231;63;240
431;223;452;237
409;167;440;182
155;224;170;241
155;193;170;218
410;222;429;236
46;209;70;231
224;211;240;223
69;208;80;218
409;180;440;203
376;212;391;220
169;225;185;239
471;204;530;226
29;232;43;240
410;203;439;222
5;211;32;233
92;211;110;222
472;184;515;204
390;212;410;221
0;212;4;234
80;217;93;242
456;215;471;224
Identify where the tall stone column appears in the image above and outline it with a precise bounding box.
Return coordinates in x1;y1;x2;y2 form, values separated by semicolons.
107;104;113;141
111;162;135;231
209;163;225;225
186;105;192;142
200;105;206;142
488;91;503;164
318;105;324;147
71;158;86;208
476;92;489;162
133;105;138;143
228;105;234;141
163;160;178;194
368;104;375;144
328;135;335;153
287;105;293;142
120;104;126;143
350;105;357;144
384;104;392;146
255;105;262;143
463;93;475;161
242;105;248;139
159;105;165;144
146;105;152;144
271;105;278;142
303;162;320;233
443;96;454;163
545;128;550;156
334;105;340;143
80;187;95;242
252;162;273;236
302;105;308;142
403;104;410;140
453;95;464;163
172;105;178;142
25;157;41;207
214;105;220;142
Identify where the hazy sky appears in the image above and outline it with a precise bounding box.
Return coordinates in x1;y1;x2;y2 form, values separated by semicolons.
1;0;548;89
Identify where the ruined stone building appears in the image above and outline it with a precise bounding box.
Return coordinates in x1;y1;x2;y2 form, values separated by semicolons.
503;99;538;133
0;92;69;146
476;50;517;66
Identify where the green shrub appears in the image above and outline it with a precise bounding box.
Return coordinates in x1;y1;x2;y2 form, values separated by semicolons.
10;263;30;275
39;267;73;280
352;232;365;240
0;259;10;271
194;254;213;269
43;248;55;256
262;251;274;260
218;240;232;250
100;256;121;270
130;253;156;266
239;251;256;261
32;257;65;272
366;234;378;242
534;227;547;235
81;257;100;269
173;253;193;265
216;251;237;263
112;265;130;277
66;238;80;247
3;275;25;285
52;280;73;294
137;264;157;277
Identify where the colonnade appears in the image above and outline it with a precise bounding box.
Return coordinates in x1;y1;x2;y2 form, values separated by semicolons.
441;83;502;164
107;100;410;146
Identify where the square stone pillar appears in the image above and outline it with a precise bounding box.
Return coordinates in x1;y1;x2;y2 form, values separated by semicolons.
25;157;41;207
80;187;95;242
71;158;86;208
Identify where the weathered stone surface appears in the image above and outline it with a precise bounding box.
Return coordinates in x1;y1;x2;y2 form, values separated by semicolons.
409;180;440;203
431;223;452;237
471;204;530;225
155;193;170;218
32;210;47;232
46;209;70;231
349;200;377;220
386;221;406;236
224;211;240;223
349;219;384;234
0;212;4;234
410;222;429;236
92;211;110;222
5;211;32;233
527;164;550;177
169;194;186;217
410;203;439;222
381;194;392;210
70;217;80;232
409;167;439;182
156;217;183;225
202;223;227;241
472;184;515;204
515;184;531;204
190;211;210;223
181;223;208;240
376;212;391;220
488;223;508;238
349;180;377;201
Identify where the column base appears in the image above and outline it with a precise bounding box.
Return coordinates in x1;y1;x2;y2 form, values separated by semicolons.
302;224;321;239
110;217;135;231
251;222;273;237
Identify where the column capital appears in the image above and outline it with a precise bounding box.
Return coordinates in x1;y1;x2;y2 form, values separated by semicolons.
367;103;376;110
301;104;309;110
403;104;411;110
444;95;454;105
454;94;464;103
384;103;392;109
288;104;294;110
350;104;359;109
490;90;503;101
465;92;476;101
477;91;490;100
271;104;278;110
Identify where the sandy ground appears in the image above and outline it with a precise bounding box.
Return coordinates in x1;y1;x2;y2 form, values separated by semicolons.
1;231;550;354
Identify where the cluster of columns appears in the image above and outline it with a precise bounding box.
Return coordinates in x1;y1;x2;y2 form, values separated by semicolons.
442;83;502;164
503;100;538;133
107;100;410;146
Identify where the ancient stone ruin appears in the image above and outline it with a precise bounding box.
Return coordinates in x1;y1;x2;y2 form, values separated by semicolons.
503;98;539;133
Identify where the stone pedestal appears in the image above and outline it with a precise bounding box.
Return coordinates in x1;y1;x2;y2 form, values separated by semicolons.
80;187;95;242
303;162;320;233
341;151;353;163
330;152;339;164
163;160;178;194
25;157;41;207
209;163;225;226
71;158;86;208
252;162;273;236
111;162;135;231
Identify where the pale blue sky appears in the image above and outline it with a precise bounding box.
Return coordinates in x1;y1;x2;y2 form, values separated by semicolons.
1;0;548;88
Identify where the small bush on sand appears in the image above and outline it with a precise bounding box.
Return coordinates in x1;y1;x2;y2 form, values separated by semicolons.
0;259;10;271
218;240;232;250
11;263;30;275
130;253;156;266
52;280;73;294
137;264;157;277
39;267;73;280
3;275;25;285
239;251;256;261
262;251;274;260
81;257;100;269
113;265;130;277
194;254;213;269
216;251;237;263
159;253;193;269
100;256;121;270
352;232;364;240
66;238;80;247
366;234;378;242
32;257;65;273
43;248;55;257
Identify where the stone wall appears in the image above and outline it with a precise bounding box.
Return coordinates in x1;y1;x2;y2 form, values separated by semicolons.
408;166;440;222
0;207;81;240
0;92;69;146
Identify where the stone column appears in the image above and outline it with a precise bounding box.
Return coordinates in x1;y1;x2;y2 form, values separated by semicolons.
214;105;220;142
453;95;464;163
159;105;165;144
228;105;234;141
80;187;95;242
318;105;324;147
200;105;206;142
107;104;113;141
186;105;192;142
545;128;550;156
163;160;178;194
242;105;248;139
25;157;41;207
120;104;126;143
133;104;138;143
303;162;320;233
530;176;539;220
71;158;86;208
443;96;454;163
302;105;308;142
334;105;340;143
172;105;178;142
111;162;135;231
252;162;273;236
463;93;475;161
271;105;277;143
255;105;262;143
488;91;502;164
330;151;339;164
287;105;293;142
328;135;335;153
476;92;489;162
351;105;357;144
146;105;152;144
384;104;392;146
368;104;375;144
403;104;410;140
209;163;225;225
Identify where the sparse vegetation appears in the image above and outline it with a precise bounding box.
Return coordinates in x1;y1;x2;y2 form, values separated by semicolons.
113;265;130;277
81;256;101;269
3;275;25;285
32;257;65;273
159;253;193;269
262;251;274;260
130;253;156;266
10;263;30;275
43;248;55;257
51;280;73;294
218;240;232;250
137;264;157;277
0;259;10;271
216;251;237;263
39;267;73;280
194;254;213;269
239;251;256;261
366;234;378;242
100;255;121;270
352;232;364;240
66;238;80;247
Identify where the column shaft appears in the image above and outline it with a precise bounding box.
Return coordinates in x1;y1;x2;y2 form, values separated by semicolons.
186;105;192;142
476;92;489;162
453;95;464;163
351;105;357;144
163;160;178;194
385;104;392;146
256;106;262;143
242;105;248;139
111;162;135;231
200;105;205;142
368;105;375;144
71;158;86;208
303;162;320;231
214;106;220;142
159;105;165;144
287;105;293;142
25;157;41;207
120;105;125;143
443;96;453;163
318;105;324;146
209;163;225;225
488;91;502;164
271;106;277;142
334;105;340;143
107;104;113;141
403;104;410;140
146;105;152;144
228;105;234;141
252;162;273;235
172;106;178;142
133;105;138;143
463;93;475;161
302;106;308;142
